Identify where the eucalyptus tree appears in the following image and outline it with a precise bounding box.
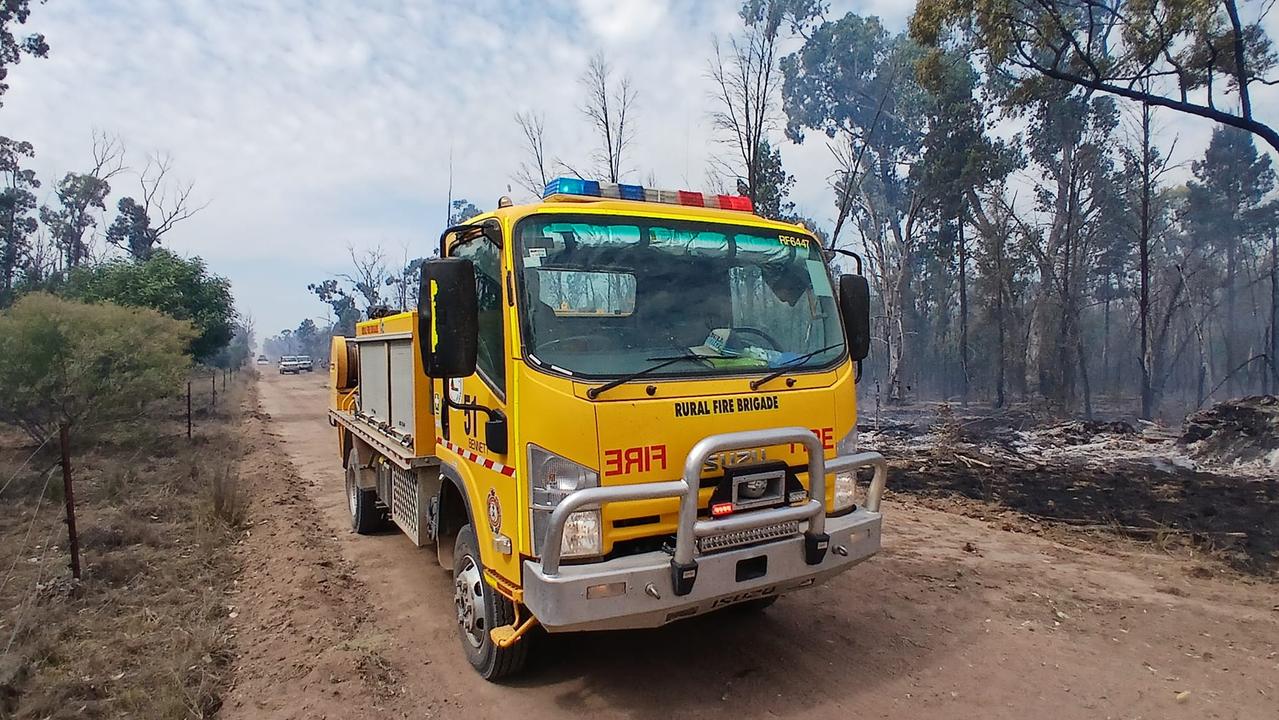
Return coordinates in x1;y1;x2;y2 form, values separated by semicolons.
1183;126;1278;395
0;0;49;107
708;0;785;211
779;10;1013;403
580;52;637;183
0;136;39;305
913;49;1016;403
106;154;204;260
40;134;126;270
910;0;1279;154
778;13;927;402
1021;89;1122;410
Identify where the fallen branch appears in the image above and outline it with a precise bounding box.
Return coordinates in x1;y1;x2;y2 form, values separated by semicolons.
1034;515;1248;538
955;453;992;468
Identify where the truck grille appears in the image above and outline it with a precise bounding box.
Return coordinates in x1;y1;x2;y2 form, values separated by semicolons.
698;520;799;554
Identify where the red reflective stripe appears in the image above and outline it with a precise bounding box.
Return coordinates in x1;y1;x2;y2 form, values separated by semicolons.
437;438;516;477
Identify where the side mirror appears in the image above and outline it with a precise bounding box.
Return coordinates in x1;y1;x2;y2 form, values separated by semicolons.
484;416;508;455
418;258;478;378
838;274;871;362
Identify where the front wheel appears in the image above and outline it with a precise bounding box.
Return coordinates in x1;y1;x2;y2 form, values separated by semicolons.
453;525;529;681
732;595;779;613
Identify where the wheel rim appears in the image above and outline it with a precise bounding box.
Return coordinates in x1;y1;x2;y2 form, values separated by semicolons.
454;554;487;649
346;468;358;518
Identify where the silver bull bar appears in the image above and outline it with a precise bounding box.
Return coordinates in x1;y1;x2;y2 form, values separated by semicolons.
539;427;888;598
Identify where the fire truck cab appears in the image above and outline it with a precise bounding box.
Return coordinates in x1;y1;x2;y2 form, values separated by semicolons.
329;178;888;680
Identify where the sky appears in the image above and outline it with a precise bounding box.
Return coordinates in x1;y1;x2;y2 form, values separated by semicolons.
3;0;1276;343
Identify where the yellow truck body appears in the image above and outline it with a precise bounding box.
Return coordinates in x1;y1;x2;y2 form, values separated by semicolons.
330;184;888;679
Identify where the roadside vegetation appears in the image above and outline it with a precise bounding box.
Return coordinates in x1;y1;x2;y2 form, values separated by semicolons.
0;4;253;716
0;373;250;718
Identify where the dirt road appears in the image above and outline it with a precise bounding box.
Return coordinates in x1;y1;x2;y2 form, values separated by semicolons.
223;372;1279;719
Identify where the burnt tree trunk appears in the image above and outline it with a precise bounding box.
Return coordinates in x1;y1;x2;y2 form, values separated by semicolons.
1138;102;1155;419
958;211;970;407
1270;228;1278;394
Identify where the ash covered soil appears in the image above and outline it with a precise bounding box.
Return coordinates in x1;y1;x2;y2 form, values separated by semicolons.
869;396;1279;573
222;374;1279;720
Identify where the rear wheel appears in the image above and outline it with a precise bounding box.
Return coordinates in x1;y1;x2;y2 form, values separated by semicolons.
453;524;528;681
346;449;385;534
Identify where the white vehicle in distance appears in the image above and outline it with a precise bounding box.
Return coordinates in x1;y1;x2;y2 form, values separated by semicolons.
256;354;269;365
278;355;313;374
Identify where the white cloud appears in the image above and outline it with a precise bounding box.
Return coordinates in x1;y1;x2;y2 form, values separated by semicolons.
575;0;672;42
2;0;1275;342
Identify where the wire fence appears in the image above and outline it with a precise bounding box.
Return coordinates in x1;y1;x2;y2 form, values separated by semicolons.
2;515;63;658
0;466;56;597
0;364;251;606
0;431;55;500
184;365;248;439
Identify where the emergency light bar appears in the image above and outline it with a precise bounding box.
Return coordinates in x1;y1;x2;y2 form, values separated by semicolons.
542;177;754;213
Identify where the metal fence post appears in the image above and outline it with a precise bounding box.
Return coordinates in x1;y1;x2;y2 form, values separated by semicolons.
60;423;81;579
187;381;192;439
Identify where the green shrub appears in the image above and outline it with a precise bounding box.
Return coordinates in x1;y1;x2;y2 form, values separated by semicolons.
65;250;235;362
0;292;194;443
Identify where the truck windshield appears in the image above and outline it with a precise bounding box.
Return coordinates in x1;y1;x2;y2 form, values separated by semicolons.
514;214;845;380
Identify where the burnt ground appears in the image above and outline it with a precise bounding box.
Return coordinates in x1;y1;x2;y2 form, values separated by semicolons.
865;400;1279;575
887;455;1277;573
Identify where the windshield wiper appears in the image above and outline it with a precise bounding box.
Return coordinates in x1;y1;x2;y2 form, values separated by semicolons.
586;354;709;399
749;343;844;391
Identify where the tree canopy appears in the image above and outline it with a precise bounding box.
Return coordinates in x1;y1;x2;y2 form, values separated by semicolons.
66;249;236;362
0;135;39;304
0;292;193;442
910;0;1279;152
0;0;49;107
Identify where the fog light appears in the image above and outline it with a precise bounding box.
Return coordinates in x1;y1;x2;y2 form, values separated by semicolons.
832;471;856;513
586;581;627;599
561;509;602;557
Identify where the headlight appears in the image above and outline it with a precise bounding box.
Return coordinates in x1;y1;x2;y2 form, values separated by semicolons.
831;427;858;513
560;508;602;557
528;444;601;559
832;471;857;513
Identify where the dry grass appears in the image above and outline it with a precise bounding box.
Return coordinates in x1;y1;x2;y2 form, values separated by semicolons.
202;459;248;530
0;373;249;719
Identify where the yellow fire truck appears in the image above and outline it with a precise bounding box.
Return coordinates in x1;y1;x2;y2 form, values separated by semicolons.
329;178;888;680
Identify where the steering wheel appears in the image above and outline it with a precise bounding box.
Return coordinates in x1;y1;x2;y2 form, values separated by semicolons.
535;335;610;353
727;326;783;351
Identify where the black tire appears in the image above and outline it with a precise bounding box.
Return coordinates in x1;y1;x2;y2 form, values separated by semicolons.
731;595;780;613
452;525;529;681
346;449;386;534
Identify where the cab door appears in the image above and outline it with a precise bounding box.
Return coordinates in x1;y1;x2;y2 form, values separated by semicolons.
444;229;521;582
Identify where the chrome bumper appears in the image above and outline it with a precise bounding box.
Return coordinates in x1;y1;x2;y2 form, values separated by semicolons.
524;427;888;632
